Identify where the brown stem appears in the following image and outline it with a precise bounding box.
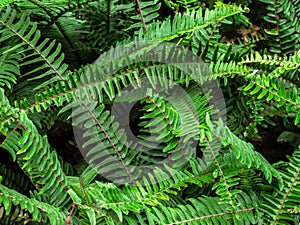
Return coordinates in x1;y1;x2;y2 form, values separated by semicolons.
135;0;148;32
66;204;77;225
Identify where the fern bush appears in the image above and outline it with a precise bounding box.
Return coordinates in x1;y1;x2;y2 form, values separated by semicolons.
0;0;299;224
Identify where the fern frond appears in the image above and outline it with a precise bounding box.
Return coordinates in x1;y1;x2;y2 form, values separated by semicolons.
0;48;20;89
242;71;300;125
213;121;282;184
0;88;71;209
0;163;35;195
126;193;259;225
0;6;68;89
260;0;300;55
260;147;300;224
127;0;161;31
0;180;67;224
66;165;214;223
138;3;249;41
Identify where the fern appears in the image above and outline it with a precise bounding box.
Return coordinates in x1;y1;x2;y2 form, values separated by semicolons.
0;180;67;224
260;147;300;224
260;0;300;55
127;0;161;31
0;0;300;224
0;5;68;91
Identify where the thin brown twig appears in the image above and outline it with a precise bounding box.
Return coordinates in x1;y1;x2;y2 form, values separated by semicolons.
66;204;77;225
135;0;148;32
200;20;220;59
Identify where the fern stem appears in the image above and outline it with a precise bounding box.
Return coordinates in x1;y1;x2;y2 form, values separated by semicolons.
0;21;66;81
135;0;148;32
205;136;235;210
272;168;300;224
76;93;136;185
200;21;220;59
66;204;77;225
166;208;254;225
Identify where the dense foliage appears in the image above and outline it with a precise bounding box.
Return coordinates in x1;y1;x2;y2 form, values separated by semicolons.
0;0;299;224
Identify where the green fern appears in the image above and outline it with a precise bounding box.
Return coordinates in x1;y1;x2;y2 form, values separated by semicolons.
260;147;300;224
0;1;300;224
260;0;300;55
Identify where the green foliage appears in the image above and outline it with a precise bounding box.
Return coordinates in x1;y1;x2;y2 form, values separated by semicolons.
260;147;300;224
260;0;300;55
0;0;299;224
